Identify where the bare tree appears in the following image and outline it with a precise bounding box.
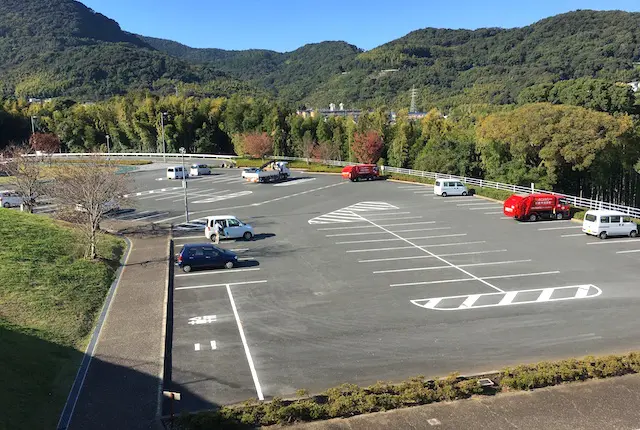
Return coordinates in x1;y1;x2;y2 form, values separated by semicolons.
3;145;46;213
51;159;131;259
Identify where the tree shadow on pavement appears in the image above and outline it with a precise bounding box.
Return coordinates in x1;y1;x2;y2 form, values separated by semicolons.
0;324;230;430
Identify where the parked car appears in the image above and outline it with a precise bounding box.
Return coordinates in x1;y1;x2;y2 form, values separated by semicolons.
434;180;468;197
177;243;238;272
204;215;254;241
582;210;638;239
0;190;23;208
167;166;187;180
190;164;211;176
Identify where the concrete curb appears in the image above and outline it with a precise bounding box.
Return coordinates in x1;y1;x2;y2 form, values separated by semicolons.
156;237;173;428
56;235;133;430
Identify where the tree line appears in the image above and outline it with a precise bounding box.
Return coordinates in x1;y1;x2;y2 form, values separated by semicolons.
2;91;639;207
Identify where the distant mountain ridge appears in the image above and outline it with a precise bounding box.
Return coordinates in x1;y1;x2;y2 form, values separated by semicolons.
0;1;638;107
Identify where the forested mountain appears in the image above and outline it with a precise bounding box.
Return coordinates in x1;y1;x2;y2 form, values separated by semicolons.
1;1;640;109
0;0;257;100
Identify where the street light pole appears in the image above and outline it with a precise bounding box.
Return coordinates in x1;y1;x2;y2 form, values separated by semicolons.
161;112;168;164
106;135;110;160
31;116;36;134
179;147;189;223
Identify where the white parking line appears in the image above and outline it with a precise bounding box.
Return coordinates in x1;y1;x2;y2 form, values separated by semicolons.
173;235;206;241
434;196;472;201
469;206;502;210
484;211;503;215
373;260;531;274
175;280;268;291
587;239;640;245
538;226;582;231
413;190;433;194
519;220;572;225
336;233;466;245
346;241;487;253
226;284;264;401
358;214;504;293
398;185;431;189
392;227;451;234
561;233;585;237
273;178;317;187
326;227;449;237
391;271;561;287
176;268;260;277
365;212;411;217
134;211;169;221
317;221;436;231
358;249;508;263
457;202;500;207
617;249;640;254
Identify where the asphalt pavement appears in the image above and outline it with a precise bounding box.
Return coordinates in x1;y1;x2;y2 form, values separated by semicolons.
145;168;640;414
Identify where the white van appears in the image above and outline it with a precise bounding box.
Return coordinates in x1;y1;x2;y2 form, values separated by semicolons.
0;190;23;208
204;215;254;241
582;210;638;240
190;164;211;176
167;166;187;180
434;179;468;197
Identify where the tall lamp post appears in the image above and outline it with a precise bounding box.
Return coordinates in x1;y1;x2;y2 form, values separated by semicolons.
30;116;37;135
161;112;168;164
179;147;189;223
106;134;110;160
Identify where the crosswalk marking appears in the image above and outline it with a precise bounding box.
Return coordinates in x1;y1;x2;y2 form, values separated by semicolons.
309;202;400;224
411;284;601;311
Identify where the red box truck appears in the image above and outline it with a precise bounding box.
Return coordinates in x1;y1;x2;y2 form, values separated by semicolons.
503;193;570;222
341;164;380;181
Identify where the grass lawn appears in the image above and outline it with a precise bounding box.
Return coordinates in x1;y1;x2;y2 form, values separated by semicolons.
0;210;125;430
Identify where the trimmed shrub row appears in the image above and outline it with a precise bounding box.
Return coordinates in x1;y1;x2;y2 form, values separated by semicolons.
175;352;640;429
52;158;153;166
573;210;640;224
233;158;343;173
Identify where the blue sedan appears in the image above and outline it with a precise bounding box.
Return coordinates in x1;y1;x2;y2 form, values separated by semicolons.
177;243;238;273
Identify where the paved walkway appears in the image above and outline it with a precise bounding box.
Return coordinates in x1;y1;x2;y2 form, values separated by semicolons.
67;223;170;430
290;374;640;430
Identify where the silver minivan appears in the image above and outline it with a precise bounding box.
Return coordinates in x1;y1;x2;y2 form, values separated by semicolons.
582;210;638;240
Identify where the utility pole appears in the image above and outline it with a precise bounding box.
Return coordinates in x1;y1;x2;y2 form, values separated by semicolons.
30;116;37;134
161;112;168;164
106;135;110;160
179;147;189;222
410;86;418;113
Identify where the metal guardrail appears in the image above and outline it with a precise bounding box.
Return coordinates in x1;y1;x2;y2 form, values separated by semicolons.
42;152;640;217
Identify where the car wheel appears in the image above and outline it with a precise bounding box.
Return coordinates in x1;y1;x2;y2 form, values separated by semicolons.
556;213;564;220
182;265;192;273
441;192;447;197
2;202;9;208
461;191;467;196
243;231;253;241
599;231;608;240
225;261;234;269
529;214;538;222
630;230;638;238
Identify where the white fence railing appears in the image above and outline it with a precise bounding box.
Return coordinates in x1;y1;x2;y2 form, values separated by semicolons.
41;152;640;218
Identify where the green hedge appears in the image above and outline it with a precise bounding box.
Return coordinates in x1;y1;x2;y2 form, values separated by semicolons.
175;352;640;429
573;210;639;224
52;158;153;166
387;174;513;201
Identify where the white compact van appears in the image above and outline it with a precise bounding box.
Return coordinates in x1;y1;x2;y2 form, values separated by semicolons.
190;164;211;176
0;190;23;208
434;179;468;197
167;166;187;180
204;215;254;241
582;210;638;240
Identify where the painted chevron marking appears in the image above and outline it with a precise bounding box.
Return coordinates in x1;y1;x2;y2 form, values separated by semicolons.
309;201;399;224
410;284;601;311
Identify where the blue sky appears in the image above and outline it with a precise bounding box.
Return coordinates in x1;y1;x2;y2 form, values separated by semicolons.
82;0;640;52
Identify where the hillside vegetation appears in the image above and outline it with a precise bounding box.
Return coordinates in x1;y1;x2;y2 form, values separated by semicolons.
0;209;124;429
2;1;640;106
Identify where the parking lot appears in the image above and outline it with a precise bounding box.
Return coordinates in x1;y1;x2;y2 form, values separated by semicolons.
153;167;640;413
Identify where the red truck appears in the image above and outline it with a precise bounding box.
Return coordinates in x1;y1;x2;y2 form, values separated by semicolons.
503;193;570;222
341;164;380;182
